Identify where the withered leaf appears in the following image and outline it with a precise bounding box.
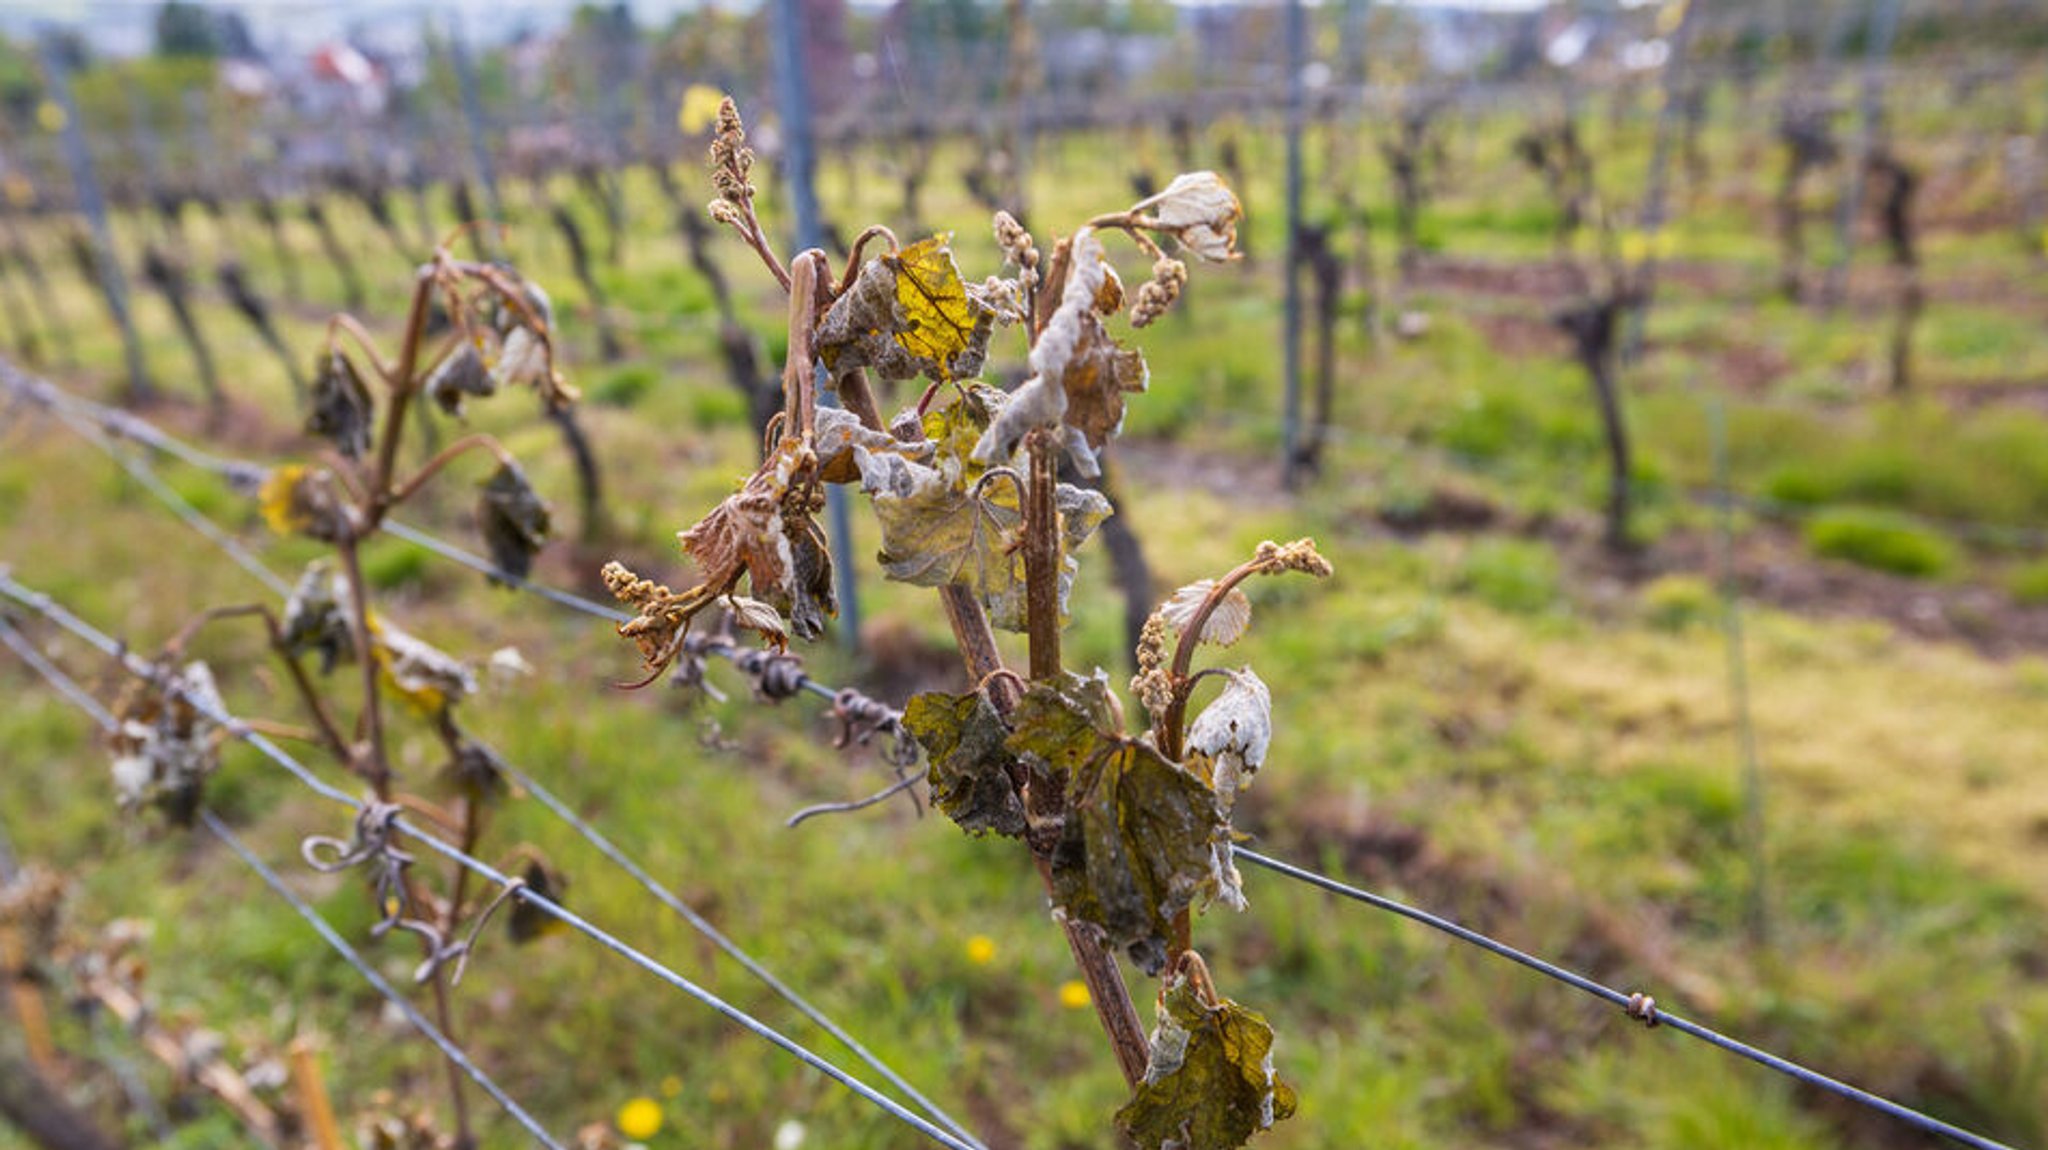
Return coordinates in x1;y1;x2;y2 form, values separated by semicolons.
108;661;223;827
280;561;354;673
369;617;476;716
856;448;1110;632
973;233;1144;470
781;507;837;642
722;595;789;649
815;234;992;384
1114;974;1297;1150
258;465;353;543
1008;672;1226;975
305;349;373;458
476;461;551;582
1158;579;1253;647
815;406;924;486
1184;667;1271;911
424;344;497;416
437;740;510;809
508;859;568;944
902;690;1026;838
1185;668;1271;810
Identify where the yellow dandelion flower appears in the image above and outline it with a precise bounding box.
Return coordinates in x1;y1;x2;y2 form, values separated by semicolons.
964;934;996;965
35;100;65;134
659;1074;683;1098
616;1096;663;1140
1058;980;1091;1010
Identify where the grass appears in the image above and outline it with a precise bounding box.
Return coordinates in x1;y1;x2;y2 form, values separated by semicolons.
2;77;2047;1150
1803;508;1958;577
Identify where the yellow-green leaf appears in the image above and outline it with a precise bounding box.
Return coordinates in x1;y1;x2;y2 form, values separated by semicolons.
902;690;1027;838
1115;974;1296;1150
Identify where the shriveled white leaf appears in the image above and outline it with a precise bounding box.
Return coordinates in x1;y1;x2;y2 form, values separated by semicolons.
1158;580;1252;647
723;595;790;647
1187;667;1272;812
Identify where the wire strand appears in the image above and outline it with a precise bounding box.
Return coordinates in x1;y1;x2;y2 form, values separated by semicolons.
1;371;969;1140
1232;846;2021;1150
47;404;292;597
202;810;570;1150
0;611;564;1148
0;571;981;1150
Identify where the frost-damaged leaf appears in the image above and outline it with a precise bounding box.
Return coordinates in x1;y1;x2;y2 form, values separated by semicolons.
305;349;373;458
1130;171;1246;264
1115;973;1296;1150
815;406;927;485
437;740;509;809
476;462;551;582
902;690;1025;838
508;858;568;944
1158;579;1252;647
858;449;1110;632
974;232;1144;472
108;662;223;826
369;617;476;716
815;234;992;384
425;344;496;416
281;562;354;673
259;465;353;543
677;451;836;643
1008;672;1226;974
1186;669;1271;808
891;235;989;373
1185;667;1271;911
722;595;788;649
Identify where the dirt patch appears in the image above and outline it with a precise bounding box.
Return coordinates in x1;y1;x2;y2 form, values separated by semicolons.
1409;255;1589;301
1114;434;1291;509
1467;308;1568;359
1937;377;2048;416
1568;520;2048;659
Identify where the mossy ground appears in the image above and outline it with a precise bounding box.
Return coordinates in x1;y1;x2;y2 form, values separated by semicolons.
3;68;2047;1150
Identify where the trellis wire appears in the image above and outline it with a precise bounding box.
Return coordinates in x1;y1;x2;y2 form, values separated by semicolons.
0;372;2033;1150
0;618;565;1148
0;572;981;1150
1232;847;2019;1150
0;400;975;1144
203;810;571;1150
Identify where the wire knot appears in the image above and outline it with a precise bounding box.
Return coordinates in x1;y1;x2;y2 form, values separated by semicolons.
1625;992;1660;1028
729;646;808;701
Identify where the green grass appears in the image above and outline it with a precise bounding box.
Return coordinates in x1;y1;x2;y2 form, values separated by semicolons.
4;73;2048;1150
1804;508;1958;577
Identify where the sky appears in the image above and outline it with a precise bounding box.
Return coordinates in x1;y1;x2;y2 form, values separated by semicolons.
3;0;1562;59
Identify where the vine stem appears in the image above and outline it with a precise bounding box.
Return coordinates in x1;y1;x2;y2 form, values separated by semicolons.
1021;430;1062;681
729;183;1152;1091
936;585;1150;1088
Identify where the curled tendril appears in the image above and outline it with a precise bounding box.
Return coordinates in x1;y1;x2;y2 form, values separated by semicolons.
301;801;415;933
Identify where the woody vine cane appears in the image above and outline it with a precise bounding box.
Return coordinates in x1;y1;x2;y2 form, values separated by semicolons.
138;241;578;1150
603;98;1329;1148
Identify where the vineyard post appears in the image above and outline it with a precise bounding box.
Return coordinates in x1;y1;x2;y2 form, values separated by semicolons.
1280;0;1308;491
0;205;77;367
1621;0;1698;364
773;0;863;653
1709;398;1771;950
1821;0;1903;309
448;21;508;263
38;32;153;404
